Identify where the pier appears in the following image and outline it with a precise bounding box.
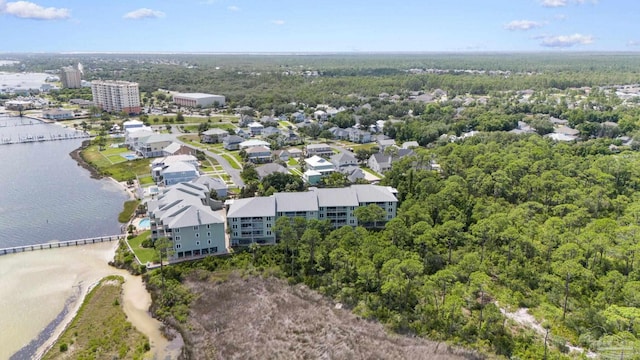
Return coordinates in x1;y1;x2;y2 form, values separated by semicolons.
0;234;124;255
0;131;89;145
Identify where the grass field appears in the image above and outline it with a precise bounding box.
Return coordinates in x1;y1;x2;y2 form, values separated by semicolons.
127;230;155;264
118;200;140;223
81;142;151;181
287;158;298;166
42;276;149;360
221;154;241;169
138;175;155;186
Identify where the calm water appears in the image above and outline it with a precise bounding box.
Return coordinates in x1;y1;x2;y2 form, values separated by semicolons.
0;116;128;248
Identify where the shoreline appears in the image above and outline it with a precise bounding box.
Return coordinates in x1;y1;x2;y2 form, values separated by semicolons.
68;139;103;179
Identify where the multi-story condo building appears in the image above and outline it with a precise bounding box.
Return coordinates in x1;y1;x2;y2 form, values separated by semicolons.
226;185;398;246
60;66;82;89
91;80;141;115
148;183;226;260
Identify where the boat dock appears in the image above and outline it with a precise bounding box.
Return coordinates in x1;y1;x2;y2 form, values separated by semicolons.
0;234;124;256
0;131;90;145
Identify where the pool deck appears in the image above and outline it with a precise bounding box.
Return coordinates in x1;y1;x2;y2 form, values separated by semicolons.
132;217;151;231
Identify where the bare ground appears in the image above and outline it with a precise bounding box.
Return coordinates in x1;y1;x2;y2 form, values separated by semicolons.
178;271;482;360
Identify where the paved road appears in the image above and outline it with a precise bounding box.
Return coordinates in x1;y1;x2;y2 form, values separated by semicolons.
158;125;245;188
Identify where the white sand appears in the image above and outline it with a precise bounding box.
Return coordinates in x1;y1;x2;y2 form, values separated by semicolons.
0;242;180;359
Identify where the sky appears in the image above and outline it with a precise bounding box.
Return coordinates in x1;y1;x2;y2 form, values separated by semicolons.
0;0;638;53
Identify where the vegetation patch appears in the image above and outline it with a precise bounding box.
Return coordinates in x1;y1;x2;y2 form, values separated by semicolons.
118;200;140;223
42;276;149;360
221;154;241;169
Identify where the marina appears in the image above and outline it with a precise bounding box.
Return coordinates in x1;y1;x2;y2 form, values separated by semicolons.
0;131;89;145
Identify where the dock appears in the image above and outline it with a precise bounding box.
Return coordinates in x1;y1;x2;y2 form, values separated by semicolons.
0;131;90;145
0;234;124;255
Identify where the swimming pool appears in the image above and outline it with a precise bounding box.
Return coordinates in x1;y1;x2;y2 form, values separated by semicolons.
138;218;150;229
122;153;138;160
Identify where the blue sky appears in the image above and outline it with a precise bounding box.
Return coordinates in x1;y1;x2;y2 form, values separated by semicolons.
0;0;638;53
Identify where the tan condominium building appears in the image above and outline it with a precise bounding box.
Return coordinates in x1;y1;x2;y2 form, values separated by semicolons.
91;80;141;115
60;66;82;89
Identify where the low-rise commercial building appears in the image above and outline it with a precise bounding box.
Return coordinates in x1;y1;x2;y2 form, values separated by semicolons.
173;93;225;107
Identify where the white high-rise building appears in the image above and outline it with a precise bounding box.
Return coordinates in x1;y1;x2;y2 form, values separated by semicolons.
91;80;141;115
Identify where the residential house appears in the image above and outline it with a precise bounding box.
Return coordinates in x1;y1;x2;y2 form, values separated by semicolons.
314;110;328;121
281;131;301;145
223;135;244;150
151;154;199;169
291;111;306;123
239;139;270;149
238;115;255;127
162;142;194;157
256;163;290;179
261;126;281;137
125;131;174;158
305;143;334;157
348;128;372;144
377;137;396;151
248;121;264;136
201;128;229;144
341;166;366;183
329;127;350;140
148;182;227;260
303;170;323;185
288;148;304;159
401;141;420;149
272;149;290;162
367;148;414;173
305;155;336;175
246;146;272;163
331;152;358;168
156;162;199;186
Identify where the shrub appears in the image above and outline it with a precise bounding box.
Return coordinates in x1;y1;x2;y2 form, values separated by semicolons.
59;343;68;352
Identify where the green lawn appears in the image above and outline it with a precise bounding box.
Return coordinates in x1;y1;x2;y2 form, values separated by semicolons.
101;147;128;156
362;167;383;178
221;154;241;169
138;175;155;186
107;154;127;164
82;141;151;181
127;231;156;264
118;200;140;223
287;157;299;166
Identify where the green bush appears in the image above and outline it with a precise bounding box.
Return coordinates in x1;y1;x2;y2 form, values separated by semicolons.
59;343;68;352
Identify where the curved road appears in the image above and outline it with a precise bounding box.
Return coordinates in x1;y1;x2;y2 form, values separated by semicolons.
158;125;245;188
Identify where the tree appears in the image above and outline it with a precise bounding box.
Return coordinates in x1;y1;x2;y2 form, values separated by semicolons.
154;237;175;299
354;204;386;228
176;112;185;122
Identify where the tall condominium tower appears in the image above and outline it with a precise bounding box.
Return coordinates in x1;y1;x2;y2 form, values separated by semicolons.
60;66;82;89
91;80;141;115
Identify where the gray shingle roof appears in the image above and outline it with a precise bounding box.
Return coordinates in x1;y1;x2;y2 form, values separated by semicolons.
314;187;359;207
274;191;319;212
227;197;276;218
352;184;398;203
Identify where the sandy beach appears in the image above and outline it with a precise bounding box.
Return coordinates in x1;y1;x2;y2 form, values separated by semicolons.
0;242;180;359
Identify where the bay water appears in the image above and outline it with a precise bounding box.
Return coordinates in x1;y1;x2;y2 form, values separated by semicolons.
0;116;128;248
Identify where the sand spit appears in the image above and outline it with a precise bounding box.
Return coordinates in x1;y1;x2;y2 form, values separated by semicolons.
0;242;180;359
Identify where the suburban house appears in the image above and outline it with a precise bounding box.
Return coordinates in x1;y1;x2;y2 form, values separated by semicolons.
348;128;372;144
201;128;229;144
151;154;200;186
340;166;366;183
377;137;397;151
223;135;244;150
125;131;174;158
248;121;264;136
281;131;301;145
291;111;306;122
401;141;420;149
313;110;328;121
162;142;194;157
239;139;270;150
288;148;304;158
226;185;398;246
305;143;334;157
272;149;290;162
331;152;358;168
192;175;229;199
155;162;199;186
303;155;336;185
245;146;272;163
238;115;255;127
148;182;227;260
367;148;414;173
255;163;290;179
261;126;280;137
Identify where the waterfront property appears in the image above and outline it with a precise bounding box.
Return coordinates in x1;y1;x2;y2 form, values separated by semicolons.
43;108;74;120
148;182;226;260
226;184;398;246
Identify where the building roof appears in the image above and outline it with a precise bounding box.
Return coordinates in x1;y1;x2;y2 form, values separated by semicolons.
167;205;224;229
227;197;276;218
192;175;228;191
174;92;223;99
274;191;319;212
224;135;244;144
330;152;357;165
246;145;271;154
148;182;224;229
248;121;264;128
144;134;174;144
401;141;420;149
162;161;197;174
152;154;197;167
352;184;398;203
255;163;289;179
314;187;359;207
203;128;229;135
162;142;182;155
240;139;270;148
305;155;334;168
306;143;331;150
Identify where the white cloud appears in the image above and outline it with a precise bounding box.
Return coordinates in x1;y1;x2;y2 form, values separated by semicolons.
2;1;70;20
504;20;544;31
227;5;240;11
123;8;165;20
627;40;640;47
541;0;597;7
539;33;594;47
541;0;566;7
271;19;285;25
